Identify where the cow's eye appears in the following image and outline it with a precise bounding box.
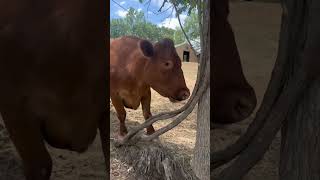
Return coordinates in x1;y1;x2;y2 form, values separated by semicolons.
163;61;173;69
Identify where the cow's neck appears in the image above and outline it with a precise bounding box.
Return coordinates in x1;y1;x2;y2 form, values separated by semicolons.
125;56;149;88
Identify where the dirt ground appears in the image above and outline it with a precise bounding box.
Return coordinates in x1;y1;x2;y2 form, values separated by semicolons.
0;1;282;180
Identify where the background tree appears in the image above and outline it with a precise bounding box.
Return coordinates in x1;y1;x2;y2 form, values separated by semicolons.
173;28;185;44
183;9;200;41
110;5;201;46
110;8;176;43
173;8;200;47
110;18;128;38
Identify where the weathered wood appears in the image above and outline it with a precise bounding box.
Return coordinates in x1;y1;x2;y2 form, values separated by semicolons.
192;87;210;180
191;0;210;178
279;0;320;179
112;134;199;180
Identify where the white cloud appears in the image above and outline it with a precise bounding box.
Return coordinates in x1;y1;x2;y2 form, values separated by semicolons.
116;10;128;18
148;0;172;11
137;8;142;12
154;0;164;7
120;1;126;5
152;0;168;7
158;14;187;29
148;11;152;14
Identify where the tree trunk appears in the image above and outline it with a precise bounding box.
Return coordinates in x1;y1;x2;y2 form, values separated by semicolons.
191;0;210;179
279;0;320;179
192;87;210;180
280;82;320;180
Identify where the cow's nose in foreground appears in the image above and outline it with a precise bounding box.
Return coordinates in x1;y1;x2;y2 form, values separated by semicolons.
234;97;256;119
178;89;190;101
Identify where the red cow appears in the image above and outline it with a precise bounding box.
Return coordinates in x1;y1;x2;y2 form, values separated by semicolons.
110;36;190;138
0;1;107;180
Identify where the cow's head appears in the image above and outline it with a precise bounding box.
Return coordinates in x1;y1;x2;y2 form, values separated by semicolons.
139;38;190;102
213;85;257;124
212;61;257;124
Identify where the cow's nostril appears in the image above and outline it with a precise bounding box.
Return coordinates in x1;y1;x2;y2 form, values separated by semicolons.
235;98;255;118
179;89;190;100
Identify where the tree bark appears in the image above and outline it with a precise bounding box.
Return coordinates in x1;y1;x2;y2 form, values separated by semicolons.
191;0;210;179
111;135;199;180
279;1;320;179
192;87;210;180
280;82;320;180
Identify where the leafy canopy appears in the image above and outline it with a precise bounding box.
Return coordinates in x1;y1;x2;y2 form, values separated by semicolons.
110;8;176;43
110;0;200;45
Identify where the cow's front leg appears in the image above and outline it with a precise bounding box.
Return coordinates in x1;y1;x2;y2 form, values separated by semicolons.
141;89;155;135
1;109;52;180
111;96;128;139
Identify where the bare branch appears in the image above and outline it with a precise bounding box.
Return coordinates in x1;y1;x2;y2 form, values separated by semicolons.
215;72;308;180
146;0;151;19
197;0;203;46
165;6;175;20
143;0;173;16
159;4;174;14
152;5;173;15
142;64;210;141
172;1;199;62
158;7;175;23
158;0;168;12
111;0;128;11
143;0;151;6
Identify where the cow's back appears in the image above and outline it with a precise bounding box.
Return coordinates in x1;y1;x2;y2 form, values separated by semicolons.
110;36;146;67
110;36;149;96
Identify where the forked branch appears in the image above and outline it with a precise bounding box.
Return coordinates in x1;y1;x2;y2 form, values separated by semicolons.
211;7;293;169
215;71;309;180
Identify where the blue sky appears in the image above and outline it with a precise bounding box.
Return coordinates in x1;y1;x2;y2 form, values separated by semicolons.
110;0;187;30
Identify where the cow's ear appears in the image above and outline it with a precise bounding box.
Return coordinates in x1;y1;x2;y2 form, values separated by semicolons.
139;40;154;57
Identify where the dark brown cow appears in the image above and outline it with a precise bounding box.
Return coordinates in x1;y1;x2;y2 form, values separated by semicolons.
0;1;107;180
110;36;190;138
212;0;257;124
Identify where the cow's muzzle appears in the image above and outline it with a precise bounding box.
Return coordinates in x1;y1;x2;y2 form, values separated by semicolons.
170;88;190;102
